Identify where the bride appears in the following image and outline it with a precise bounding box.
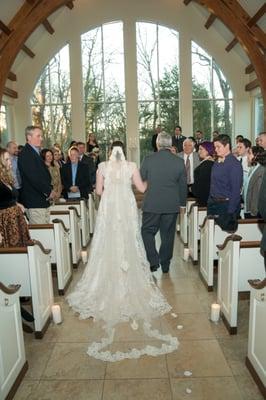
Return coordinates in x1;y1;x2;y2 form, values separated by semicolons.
67;140;178;361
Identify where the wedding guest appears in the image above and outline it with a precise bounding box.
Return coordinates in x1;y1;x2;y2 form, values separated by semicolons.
243;146;266;217
53;149;64;168
0;148;32;247
172;125;186;153
258;131;266;150
236;138;251;185
191;141;214;206
18;126;55;224
86;133;100;165
77;141;96;185
61;146;92;200
151;124;162;152
6;141;21;191
258;169;266;273
208;134;242;232
212;130;220;140
194;130;204;151
41;149;62;201
178;138;200;194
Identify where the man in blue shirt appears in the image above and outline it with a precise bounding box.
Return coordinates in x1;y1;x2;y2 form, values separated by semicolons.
207;134;243;232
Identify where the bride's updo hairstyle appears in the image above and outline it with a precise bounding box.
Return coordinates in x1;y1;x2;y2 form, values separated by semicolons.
111;140;125;153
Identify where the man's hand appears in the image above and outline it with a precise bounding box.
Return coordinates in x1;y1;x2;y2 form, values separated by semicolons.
70;186;79;193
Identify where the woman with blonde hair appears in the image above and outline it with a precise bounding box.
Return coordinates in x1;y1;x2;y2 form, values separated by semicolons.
0;148;32;247
41;148;62;201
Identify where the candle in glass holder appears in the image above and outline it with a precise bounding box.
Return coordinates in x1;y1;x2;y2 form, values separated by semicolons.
81;250;88;263
210;303;220;322
52;304;62;324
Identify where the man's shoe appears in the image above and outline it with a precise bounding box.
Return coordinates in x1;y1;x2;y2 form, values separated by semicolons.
150;264;159;272
21;306;34;322
22;322;34;334
161;263;170;273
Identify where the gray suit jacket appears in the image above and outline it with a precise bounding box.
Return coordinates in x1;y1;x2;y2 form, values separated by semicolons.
246;165;265;216
140;149;187;214
177;151;201;171
258;168;266;251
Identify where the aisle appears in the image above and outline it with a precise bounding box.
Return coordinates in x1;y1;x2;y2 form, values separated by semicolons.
14;235;263;400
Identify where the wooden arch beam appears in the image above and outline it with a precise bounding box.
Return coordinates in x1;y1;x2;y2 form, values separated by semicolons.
0;0;74;104
186;0;266;129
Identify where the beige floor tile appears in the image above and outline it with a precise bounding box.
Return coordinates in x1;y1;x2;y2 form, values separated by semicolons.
165;293;205;314
42;343;106;379
163;313;215;340
27;380;103;400
24;342;55;380
218;337;249;376
167;339;232;378
157;277;196;294
103;379;172;400
105;342;168;379
234;374;265;400
170;377;242;400
13;380;40;400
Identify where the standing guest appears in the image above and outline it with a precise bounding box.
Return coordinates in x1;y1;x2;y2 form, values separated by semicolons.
212;130;220;141
53;149;64;168
178;138;200;194
0;148;32;247
172;125;186;153
236;138;252;184
18;126;55;224
194;130;204;151
17;145;24;154
243;146;266;217
6;141;21;191
258;168;266;273
41;149;62;202
141;132;187;273
191;141;214;206
208;134;243;232
86;133;100;165
258;131;266;150
61;146;92;200
151;124;162;152
77;141;96;185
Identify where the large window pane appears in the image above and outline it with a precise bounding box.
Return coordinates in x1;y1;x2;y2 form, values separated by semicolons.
192;42;212;99
213;100;233;135
193;100;212;138
31;45;71;151
137;22;180;161
0;105;9;147
82;22;126;159
255;96;264;135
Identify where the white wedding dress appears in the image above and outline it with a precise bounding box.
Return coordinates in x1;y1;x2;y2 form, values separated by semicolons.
67;147;178;361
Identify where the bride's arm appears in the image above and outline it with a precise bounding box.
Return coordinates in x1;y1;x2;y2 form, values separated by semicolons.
132;168;147;193
95;169;104;195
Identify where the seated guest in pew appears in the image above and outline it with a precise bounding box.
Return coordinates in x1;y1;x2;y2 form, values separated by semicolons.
207;134;243;232
41;149;62;202
0;149;34;333
191;141;214;206
258;168;266;273
243;146;266;218
60;146;93;200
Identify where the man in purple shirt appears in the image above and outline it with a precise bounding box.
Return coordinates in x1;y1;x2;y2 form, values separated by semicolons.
207;134;243;232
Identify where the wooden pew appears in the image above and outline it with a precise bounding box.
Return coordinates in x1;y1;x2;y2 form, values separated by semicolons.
217;235;265;334
179;198;196;246
200;217;264;290
188;204;207;264
0;241;54;339
29;219;72;295
0;282;28;400
88;193;96;234
50;198;90;248
50;207;81;267
246;278;266;398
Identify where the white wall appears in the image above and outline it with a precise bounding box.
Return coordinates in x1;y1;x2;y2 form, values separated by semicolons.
9;0;252;156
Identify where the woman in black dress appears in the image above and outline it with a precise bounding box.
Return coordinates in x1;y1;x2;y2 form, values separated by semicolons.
192;141;214;207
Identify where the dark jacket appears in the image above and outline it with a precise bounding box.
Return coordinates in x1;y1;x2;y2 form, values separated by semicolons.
60;161;92;200
258;169;266;251
18;143;52;208
140;149;187;214
80;154;96;185
172;135;186;153
192;159;214;206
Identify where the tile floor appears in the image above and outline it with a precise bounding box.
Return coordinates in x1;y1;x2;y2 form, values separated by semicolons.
14;236;264;400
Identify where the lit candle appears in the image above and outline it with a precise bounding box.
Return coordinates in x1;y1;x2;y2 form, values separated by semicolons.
52;304;62;324
81;250;88;263
210;303;220;322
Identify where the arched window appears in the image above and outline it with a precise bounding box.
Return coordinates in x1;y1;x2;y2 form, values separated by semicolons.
137;22;179;159
192;41;233;138
0;105;9;147
31;44;71;151
82;22;126;159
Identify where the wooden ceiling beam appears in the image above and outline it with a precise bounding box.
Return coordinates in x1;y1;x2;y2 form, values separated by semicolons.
0;19;35;58
245;78;260;91
66;1;74;9
0;0;76;104
245;64;255;74
205;13;216;29
225;3;266;53
3;87;18;99
21;44;35;58
0;20;12;35
183;0;192;5
8;71;17;81
42;19;55;35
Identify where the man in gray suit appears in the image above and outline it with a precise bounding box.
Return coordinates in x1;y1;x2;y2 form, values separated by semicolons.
258;169;266;273
140;132;187;273
178;138;200;195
